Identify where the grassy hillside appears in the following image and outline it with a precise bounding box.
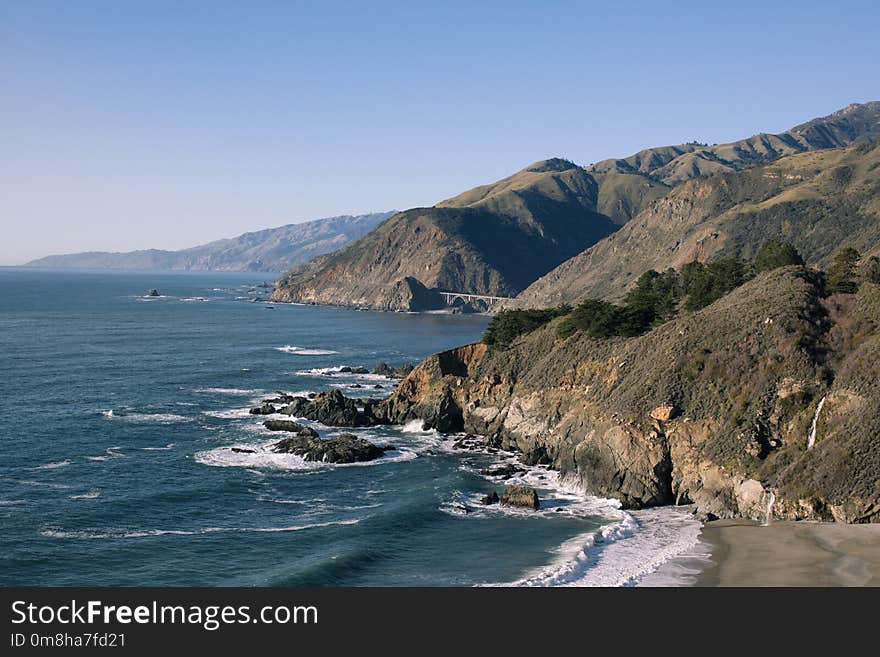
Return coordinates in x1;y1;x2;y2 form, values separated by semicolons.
382;267;880;521
588;101;880;186
518;143;880;307
273;160;618;310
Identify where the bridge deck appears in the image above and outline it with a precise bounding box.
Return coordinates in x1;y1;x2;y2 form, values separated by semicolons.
439;291;514;303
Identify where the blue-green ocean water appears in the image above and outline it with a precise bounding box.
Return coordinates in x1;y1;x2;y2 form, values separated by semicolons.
0;269;634;586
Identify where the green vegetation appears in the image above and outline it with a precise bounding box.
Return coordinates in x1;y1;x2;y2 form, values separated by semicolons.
863;256;880;285
555;257;754;339
482;305;571;346
484;241;869;346
826;247;862;294
755;240;805;272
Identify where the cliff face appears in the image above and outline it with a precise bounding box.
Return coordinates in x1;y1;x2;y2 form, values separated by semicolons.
517;143;880;307
272;159;618;310
378;269;880;523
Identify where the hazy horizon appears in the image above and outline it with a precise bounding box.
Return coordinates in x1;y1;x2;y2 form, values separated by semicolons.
3;1;879;264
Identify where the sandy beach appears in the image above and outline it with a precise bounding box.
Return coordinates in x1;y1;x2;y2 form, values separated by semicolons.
677;520;880;586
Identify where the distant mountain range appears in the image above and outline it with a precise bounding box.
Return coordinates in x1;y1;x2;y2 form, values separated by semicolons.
273;101;880;311
23;212;395;272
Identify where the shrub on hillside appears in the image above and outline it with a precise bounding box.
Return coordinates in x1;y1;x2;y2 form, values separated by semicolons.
755;240;805;272
483;305;571;346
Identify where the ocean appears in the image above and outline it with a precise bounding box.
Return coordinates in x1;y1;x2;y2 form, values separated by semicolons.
0;268;704;586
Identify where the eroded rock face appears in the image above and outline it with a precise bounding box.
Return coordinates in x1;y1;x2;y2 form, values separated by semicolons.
272;433;388;463
374;271;880;522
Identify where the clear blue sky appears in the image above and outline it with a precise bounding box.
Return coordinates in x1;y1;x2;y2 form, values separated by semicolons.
2;1;878;264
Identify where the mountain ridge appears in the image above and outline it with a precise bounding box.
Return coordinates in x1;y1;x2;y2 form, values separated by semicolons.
516;142;880;308
23;212;395;272
272;159;618;310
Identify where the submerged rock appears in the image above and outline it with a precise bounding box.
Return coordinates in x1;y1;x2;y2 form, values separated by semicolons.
272;433;388;463
480;491;500;505
230;447;256;454
500;485;540;510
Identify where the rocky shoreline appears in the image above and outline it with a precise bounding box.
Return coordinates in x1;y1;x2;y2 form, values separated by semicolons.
266;269;880;525
238;385;546;506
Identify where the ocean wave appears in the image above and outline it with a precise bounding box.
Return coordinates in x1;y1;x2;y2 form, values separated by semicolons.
0;500;27;506
201;407;253;419
116;413;193;424
496;507;704;587
141;443;176;451
40;519;360;540
294;366;391;382
35;459;72;470
68;491;101;500
434;434;704;587
274;345;339;356
195;388;264;396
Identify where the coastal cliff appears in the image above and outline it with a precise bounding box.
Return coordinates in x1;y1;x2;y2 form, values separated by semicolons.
376;268;880;523
271;159;619;311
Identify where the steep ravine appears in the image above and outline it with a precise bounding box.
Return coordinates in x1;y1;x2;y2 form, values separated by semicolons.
375;268;880;523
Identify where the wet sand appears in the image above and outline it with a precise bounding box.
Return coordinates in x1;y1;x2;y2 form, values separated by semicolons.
690;519;880;586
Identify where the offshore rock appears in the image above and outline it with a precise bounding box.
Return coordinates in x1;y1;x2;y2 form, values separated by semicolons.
281;390;376;427
262;420;320;437
500;485;540;510
272;433;387;463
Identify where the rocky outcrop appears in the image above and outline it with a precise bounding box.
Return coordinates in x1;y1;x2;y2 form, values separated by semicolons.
272;433;389;463
376;270;880;522
281;390;379;427
500;485;540;510
262;420;320;437
249;403;277;415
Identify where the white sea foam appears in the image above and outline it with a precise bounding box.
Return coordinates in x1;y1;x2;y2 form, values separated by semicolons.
436;434;706;587
202;407;254;419
491;507;704;587
274;345;340;356
401;419;429;433
117;413;193;424
101;409;114;418
0;500;27;506
36;459;72;470
294;366;393;383
40;519;360;540
142;443;175;451
194;439;417;471
68;491;101;500
195;388;264;395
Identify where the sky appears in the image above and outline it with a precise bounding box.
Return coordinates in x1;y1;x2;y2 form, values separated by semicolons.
1;1;878;264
